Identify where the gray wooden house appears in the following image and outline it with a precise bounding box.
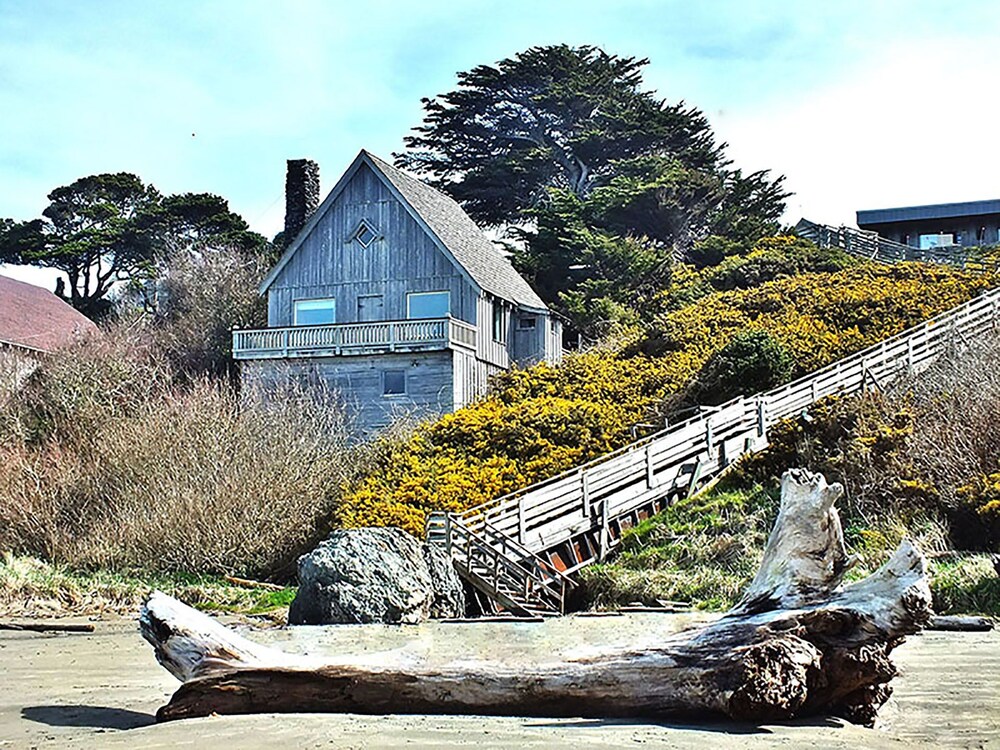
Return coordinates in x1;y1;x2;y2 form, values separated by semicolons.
857;199;1000;249
234;150;562;434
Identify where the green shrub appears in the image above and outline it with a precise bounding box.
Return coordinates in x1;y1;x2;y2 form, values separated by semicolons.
695;329;793;404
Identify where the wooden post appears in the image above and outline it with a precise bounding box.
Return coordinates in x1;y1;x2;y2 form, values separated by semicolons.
599;499;610;561
518;496;526;545
645;443;655;489
444;513;452;558
581;472;591;516
756;399;766;437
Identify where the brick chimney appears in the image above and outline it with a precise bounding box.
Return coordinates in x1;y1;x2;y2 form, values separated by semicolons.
283;159;320;246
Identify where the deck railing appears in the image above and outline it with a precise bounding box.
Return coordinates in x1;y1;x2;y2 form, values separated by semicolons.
232;317;477;359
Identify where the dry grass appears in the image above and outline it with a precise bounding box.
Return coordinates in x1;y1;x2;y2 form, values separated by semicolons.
0;328;365;581
0;552;296;619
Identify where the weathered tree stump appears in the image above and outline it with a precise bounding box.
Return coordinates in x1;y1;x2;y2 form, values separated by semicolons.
139;469;931;725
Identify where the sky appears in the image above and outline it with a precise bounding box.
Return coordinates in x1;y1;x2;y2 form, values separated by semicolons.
2;0;1000;289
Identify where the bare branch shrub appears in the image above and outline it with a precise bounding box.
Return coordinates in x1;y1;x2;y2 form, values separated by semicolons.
0;327;363;580
153;245;268;379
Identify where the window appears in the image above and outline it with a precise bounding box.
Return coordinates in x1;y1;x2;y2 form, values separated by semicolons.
517;316;537;330
919;233;954;250
353;219;378;248
407;291;450;319
294;298;336;325
382;370;406;396
492;302;507;343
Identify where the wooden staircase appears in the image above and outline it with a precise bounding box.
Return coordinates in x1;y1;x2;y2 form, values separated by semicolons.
425;512;575;617
428;219;1000;616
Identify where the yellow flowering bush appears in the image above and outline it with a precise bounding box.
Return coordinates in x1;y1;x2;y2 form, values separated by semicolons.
339;256;991;536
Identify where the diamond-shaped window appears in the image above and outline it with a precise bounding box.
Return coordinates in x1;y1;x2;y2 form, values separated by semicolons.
354;220;378;248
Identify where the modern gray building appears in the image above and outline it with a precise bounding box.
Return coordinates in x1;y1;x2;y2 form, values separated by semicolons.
857;199;1000;249
234;150;562;435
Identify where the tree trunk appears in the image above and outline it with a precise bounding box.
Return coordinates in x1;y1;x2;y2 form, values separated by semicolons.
140;469;931;726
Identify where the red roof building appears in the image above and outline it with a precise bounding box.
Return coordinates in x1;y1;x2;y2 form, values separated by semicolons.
0;274;99;353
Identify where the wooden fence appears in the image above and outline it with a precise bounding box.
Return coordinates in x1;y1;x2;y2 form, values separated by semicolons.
795;218;1000;273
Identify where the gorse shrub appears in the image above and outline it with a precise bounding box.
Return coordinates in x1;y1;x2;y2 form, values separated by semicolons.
339;256;991;535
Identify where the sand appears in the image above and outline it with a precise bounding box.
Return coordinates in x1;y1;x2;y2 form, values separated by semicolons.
1;612;997;749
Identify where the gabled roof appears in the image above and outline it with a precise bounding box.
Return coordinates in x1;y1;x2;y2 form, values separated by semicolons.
857;199;1000;226
260;150;548;311
0;274;99;353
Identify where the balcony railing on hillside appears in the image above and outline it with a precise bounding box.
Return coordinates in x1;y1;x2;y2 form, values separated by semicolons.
232;317;477;360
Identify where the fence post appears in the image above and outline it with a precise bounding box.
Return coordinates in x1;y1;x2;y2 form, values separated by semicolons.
756;398;766;437
518;496;526;545
645;442;655;489
444;513;452;558
599;499;609;561
581;472;591;516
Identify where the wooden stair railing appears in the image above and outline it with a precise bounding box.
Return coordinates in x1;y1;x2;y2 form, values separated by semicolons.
426;511;576;616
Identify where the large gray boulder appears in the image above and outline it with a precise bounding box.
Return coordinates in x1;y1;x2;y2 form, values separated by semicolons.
422;542;465;619
289;527;465;625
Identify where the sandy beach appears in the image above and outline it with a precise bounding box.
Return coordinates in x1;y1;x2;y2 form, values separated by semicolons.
1;612;997;749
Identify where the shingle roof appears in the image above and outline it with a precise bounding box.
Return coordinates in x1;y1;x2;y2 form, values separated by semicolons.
0;274;99;353
261;150;548;311
364;153;547;310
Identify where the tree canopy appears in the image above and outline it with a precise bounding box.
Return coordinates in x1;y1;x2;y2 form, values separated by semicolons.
399;44;790;336
0;174;269;319
397;45;725;227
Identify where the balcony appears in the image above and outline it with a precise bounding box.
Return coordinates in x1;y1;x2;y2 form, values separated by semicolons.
232;317;477;360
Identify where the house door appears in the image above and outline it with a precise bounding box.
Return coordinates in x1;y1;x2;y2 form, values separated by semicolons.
357;295;384;321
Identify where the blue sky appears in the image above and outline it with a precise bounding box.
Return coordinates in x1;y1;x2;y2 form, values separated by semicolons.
3;0;1000;288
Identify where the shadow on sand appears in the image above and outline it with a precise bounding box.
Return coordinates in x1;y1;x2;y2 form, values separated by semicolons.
22;705;156;730
521;716;846;735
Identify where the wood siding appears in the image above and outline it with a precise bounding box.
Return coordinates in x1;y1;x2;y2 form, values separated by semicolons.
252;158;561;436
267;163;478;328
241;351;456;436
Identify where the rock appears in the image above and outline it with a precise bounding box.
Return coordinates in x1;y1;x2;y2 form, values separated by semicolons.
289;527;464;625
423;543;465;619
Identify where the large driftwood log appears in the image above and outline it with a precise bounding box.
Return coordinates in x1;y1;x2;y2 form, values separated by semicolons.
140;469;931;725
